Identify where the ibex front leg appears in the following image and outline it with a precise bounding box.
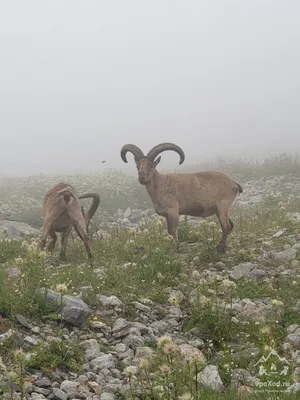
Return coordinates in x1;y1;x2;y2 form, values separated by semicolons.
166;208;179;250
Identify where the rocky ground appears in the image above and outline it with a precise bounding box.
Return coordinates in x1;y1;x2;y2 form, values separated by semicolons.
1;174;300;399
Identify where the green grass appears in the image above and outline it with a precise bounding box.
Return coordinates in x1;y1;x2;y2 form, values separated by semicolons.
1;155;300;397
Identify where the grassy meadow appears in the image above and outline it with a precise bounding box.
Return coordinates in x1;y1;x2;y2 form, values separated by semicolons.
1;153;300;399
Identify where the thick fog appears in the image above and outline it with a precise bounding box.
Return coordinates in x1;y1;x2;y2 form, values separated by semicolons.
1;0;300;176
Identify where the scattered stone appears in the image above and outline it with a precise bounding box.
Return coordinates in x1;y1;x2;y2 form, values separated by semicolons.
31;394;47;400
132;301;151;313
100;392;115;400
90;354;115;371
34;288;91;327
15;314;33;329
5;267;21;278
198;365;224;392
124;207;132;219
230;263;256;280
52;387;68;400
272;229;287;237
99;295;123;308
179;343;206;363
34;377;52;388
271;248;297;261
0;329;15;344
81;339;101;361
24;336;38;346
0;220;40;238
60;379;80;395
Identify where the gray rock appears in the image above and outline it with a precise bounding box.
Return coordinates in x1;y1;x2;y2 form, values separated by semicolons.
99;295;123;308
103;378;123;392
5;267;22;278
35;288;91;327
272;229;287;238
123;334;144;350
34;377;52;388
168;290;186;304
132;301;151;313
287;383;300;393
124;207;132;219
52;388;68;400
24;336;38;346
33;387;51;396
150;320;169;334
168;306;182;319
115;343;126;353
179;343;206;363
231;369;261;388
32;326;40;334
31;394;47;400
90;354;115;370
238;301;281;323
112;318;148;339
249;268;267;279
112;318;132;338
100;392;115;400
230;263;256;280
287;324;300;334
198;365;224;392
81;339;101;361
134;346;154;360
89;321;110;332
286;333;300;348
271;248;297;261
0;329;15;344
0;220;40;238
60;379;80;395
15;314;33;329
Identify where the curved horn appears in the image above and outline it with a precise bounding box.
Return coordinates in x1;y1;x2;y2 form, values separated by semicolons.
79;193;100;228
146;142;185;164
120;144;145;163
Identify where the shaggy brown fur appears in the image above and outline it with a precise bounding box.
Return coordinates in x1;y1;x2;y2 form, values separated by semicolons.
121;143;243;253
40;182;100;260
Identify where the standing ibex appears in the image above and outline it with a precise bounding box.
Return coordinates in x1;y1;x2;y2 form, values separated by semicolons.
120;143;243;253
40;182;100;260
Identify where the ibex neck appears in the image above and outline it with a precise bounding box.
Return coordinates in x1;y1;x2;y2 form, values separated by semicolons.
145;170;161;201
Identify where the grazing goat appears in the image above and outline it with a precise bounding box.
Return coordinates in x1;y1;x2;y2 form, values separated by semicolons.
120;143;243;253
40;182;100;260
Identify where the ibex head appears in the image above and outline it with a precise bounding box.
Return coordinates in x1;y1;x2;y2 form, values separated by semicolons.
120;143;185;185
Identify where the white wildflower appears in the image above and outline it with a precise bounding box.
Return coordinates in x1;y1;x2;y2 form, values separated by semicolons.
56;283;68;293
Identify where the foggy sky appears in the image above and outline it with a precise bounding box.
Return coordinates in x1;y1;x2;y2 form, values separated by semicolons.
1;1;300;176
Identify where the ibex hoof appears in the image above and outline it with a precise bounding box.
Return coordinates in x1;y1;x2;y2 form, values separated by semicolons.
216;243;227;253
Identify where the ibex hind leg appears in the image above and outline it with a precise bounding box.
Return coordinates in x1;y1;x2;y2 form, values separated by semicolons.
40;220;51;250
60;226;72;260
216;204;232;253
47;231;57;252
39;233;48;251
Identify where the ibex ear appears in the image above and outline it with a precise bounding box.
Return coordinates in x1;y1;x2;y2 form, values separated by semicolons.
154;156;161;167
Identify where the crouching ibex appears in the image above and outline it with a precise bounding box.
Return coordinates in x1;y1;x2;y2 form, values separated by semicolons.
120;143;243;253
40;182;100;260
